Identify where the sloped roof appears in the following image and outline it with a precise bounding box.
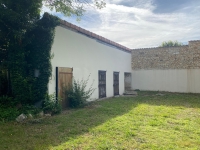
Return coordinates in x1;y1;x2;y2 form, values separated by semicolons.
60;20;131;53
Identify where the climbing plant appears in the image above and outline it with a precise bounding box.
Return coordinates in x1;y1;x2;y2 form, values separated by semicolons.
24;13;59;104
0;10;59;105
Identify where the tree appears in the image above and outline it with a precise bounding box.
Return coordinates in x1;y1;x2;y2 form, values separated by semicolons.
44;0;106;18
0;0;42;96
159;40;183;47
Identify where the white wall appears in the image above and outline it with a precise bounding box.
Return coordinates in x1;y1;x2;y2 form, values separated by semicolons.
48;26;132;100
132;69;200;93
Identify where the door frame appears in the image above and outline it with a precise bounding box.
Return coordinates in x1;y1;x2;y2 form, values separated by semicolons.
98;70;106;98
124;72;132;91
113;71;119;96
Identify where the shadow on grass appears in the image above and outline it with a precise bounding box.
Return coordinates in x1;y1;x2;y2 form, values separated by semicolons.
0;97;138;150
0;91;200;149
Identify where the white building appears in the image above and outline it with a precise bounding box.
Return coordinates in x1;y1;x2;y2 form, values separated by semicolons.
48;20;132;107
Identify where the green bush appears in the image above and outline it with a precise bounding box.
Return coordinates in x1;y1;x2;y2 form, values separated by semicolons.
159;40;183;47
65;76;95;108
19;105;41;116
43;93;62;115
0;106;20;122
0;96;43;122
0;96;19;122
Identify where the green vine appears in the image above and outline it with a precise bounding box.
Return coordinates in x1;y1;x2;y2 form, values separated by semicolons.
24;13;59;104
0;12;59;105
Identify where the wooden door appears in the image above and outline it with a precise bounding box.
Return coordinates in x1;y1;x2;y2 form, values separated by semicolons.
98;71;106;98
113;72;119;96
56;67;73;109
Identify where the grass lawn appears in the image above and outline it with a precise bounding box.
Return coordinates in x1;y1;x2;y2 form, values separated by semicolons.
0;91;200;150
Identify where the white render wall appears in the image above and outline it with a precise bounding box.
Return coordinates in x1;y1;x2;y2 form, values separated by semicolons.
132;69;200;93
48;26;132;100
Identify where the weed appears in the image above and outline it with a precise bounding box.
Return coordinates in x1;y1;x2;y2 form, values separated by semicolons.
65;76;95;108
43;93;62;115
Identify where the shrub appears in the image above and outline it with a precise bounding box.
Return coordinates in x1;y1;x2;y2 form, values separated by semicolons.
65;76;95;108
43;93;62;115
19;105;41;116
0;96;43;122
0;106;20;122
159;40;183;47
0;96;19;122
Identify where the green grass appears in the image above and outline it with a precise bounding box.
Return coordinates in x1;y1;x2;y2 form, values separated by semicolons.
1;91;200;150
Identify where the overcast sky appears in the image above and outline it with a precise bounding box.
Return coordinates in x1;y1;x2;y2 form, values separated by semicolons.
42;0;200;49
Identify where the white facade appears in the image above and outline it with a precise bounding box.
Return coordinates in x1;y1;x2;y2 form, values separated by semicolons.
132;69;200;93
48;26;132;100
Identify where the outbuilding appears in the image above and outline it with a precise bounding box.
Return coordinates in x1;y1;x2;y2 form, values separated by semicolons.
48;20;132;107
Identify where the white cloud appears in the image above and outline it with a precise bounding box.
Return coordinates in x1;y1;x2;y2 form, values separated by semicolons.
86;1;200;48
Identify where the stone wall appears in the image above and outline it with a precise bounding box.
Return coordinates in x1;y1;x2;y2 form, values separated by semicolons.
131;40;200;70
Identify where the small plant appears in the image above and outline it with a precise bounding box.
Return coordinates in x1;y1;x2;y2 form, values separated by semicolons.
43;93;62;115
65;76;95;108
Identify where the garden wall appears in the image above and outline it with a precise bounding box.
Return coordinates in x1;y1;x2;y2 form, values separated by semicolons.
131;40;200;93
